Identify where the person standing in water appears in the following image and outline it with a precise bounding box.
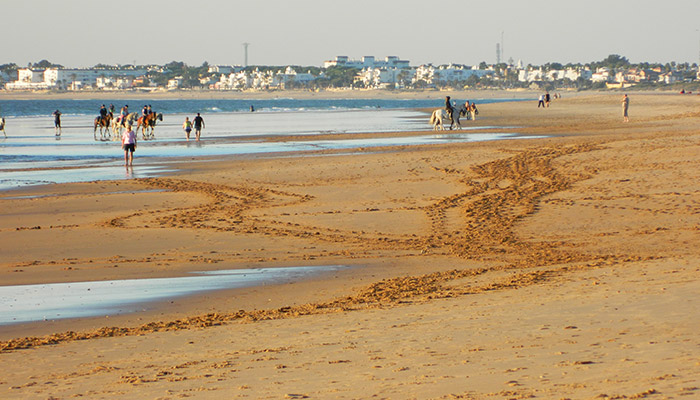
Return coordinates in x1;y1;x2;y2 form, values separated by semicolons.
183;117;193;141
121;124;137;166
52;109;62;135
193;113;205;141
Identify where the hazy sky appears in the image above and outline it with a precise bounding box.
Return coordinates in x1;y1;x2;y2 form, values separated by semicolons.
4;0;700;68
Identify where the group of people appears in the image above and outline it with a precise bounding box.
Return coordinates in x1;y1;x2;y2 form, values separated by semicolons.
95;104;133;127
55;93;635;168
182;113;205;141
444;96;479;123
536;92;563;108
121;111;205;165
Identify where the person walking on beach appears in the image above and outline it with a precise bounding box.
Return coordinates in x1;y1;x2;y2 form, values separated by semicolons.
545;92;551;108
537;94;545;108
621;94;629;122
183;117;193;141
469;101;479;121
193;113;205;141
53;109;62;135
121;124;137;166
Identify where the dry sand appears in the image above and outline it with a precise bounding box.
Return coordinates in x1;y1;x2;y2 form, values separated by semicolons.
1;93;699;399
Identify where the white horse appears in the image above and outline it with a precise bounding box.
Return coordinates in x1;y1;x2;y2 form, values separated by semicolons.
429;104;468;131
0;117;5;137
111;112;139;140
429;109;449;131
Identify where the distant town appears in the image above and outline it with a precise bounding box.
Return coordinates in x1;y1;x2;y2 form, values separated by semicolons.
2;54;699;93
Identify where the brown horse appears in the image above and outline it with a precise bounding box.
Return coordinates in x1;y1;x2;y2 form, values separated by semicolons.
136;112;163;140
93;113;113;140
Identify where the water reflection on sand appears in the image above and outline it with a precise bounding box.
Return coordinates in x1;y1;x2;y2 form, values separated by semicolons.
0;266;347;325
0;110;532;191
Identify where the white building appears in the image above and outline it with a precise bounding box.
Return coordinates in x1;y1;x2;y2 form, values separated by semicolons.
518;68;544;82
271;66;316;87
5;69;50;90
214;67;317;90
208;65;240;75
564;68;592;81
591;68;612;83
414;64;489;85
168;76;184;89
6;68;147;90
354;67;404;88
215;71;251;90
324;55;410;70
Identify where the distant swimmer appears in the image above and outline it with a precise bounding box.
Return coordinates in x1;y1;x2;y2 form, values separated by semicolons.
53;109;62;135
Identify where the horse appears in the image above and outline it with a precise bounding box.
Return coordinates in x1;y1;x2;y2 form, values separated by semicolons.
429;104;468;130
111;112;139;139
0;117;5;137
429;109;448;131
136;112;163;140
93;113;113;141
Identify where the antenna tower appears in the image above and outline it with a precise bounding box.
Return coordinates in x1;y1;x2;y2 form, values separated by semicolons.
496;43;501;65
242;43;250;67
501;31;505;63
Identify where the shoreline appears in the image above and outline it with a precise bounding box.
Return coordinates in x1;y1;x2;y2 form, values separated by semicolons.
1;93;699;398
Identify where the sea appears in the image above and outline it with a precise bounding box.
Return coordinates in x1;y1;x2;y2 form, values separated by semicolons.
0;97;533;191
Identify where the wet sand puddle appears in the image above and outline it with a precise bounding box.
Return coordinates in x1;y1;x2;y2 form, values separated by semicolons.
0;110;534;190
0;131;536;190
0;266;347;325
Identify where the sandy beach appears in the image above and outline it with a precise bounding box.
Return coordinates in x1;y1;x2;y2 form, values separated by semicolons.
1;92;699;399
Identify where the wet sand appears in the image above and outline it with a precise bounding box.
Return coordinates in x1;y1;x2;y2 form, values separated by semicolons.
1;93;699;399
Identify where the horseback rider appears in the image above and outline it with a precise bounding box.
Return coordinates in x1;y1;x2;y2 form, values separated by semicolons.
445;96;454;124
119;105;129;126
98;104;108;124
